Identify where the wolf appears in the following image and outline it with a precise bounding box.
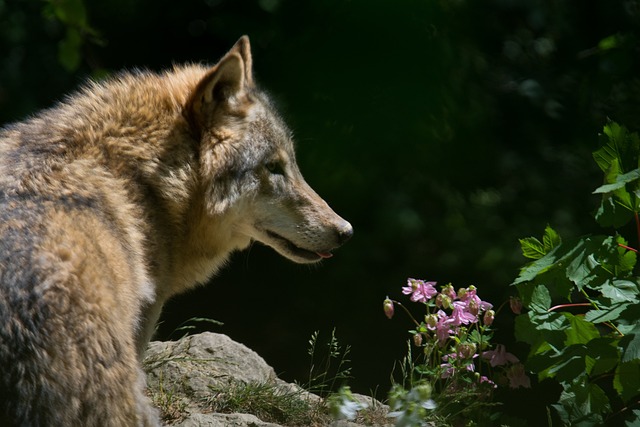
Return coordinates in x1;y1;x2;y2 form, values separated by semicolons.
0;36;352;426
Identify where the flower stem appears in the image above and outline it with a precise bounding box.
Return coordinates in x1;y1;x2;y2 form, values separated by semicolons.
618;243;638;253
547;302;592;312
391;300;421;328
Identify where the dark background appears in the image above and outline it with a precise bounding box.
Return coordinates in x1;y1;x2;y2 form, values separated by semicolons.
2;0;639;423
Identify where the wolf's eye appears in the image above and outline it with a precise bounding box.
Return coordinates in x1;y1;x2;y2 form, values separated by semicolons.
266;161;285;176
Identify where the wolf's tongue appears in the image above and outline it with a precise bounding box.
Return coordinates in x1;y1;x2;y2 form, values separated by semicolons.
317;252;333;259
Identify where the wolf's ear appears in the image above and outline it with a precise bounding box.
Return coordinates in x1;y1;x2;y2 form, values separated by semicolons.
231;35;254;86
185;36;254;130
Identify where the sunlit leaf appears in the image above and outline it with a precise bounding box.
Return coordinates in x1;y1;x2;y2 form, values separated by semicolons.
519;237;545;260
543;225;562;253
594;122;640;174
514;235;612;297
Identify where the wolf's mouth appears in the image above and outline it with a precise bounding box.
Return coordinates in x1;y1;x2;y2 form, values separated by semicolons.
265;230;333;263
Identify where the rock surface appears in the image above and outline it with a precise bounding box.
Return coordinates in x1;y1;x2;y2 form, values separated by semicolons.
144;332;391;427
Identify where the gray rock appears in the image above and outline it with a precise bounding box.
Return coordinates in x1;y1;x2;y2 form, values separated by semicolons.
145;332;277;403
174;412;282;427
144;332;391;427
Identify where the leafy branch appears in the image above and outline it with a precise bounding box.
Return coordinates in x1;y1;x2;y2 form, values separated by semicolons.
512;121;640;426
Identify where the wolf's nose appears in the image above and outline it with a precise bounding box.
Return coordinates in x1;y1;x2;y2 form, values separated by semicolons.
336;220;353;245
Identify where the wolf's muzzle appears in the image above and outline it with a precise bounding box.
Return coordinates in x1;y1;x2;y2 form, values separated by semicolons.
336;220;353;245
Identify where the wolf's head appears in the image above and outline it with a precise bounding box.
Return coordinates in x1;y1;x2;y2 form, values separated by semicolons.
184;36;352;263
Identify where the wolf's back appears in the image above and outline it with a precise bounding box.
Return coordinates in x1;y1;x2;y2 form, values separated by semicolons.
0;116;159;426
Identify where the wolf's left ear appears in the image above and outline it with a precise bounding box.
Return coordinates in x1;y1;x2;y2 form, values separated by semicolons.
185;36;254;129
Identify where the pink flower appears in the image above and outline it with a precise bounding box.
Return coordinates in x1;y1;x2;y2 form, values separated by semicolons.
459;287;493;310
440;352;476;378
440;362;456;378
505;363;531;389
427;310;455;343
402;279;437;303
451;301;477;325
479;375;497;388
481;344;519;367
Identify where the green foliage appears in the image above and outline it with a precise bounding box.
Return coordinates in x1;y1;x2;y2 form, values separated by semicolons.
519;225;562;261
513;122;640;426
206;379;327;426
305;329;352;397
167;317;224;340
43;0;103;71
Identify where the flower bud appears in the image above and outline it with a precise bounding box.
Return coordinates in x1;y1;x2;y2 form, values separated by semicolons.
436;294;452;309
468;299;479;316
509;296;522;315
457;287;467;300
383;297;395;319
425;314;438;329
483;309;495;326
441;283;456;300
457;342;477;359
413;333;423;347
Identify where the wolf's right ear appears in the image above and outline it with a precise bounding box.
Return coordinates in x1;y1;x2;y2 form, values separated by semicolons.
185;53;246;132
186;37;255;134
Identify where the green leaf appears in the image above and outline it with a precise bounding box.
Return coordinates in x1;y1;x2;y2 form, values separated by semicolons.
554;376;609;424
529;285;551;313
549;345;589;383
626;409;640;426
48;0;88;26
514;313;538;344
513;235;612;298
620;326;640;363
594;121;640;174
617;246;638;275
594;141;617;174
584;302;630;323
543;225;562;253
518;226;561;260
614;361;640;402
593;122;640;228
519;237;545;260
595;195;634;228
564;313;600;346
58;28;82;72
593;169;640;194
598;34;622;51
530;311;570;350
600;280;640;303
585;338;620;377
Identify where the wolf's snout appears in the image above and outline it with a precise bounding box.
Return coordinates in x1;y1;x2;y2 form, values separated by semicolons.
335;220;353;246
